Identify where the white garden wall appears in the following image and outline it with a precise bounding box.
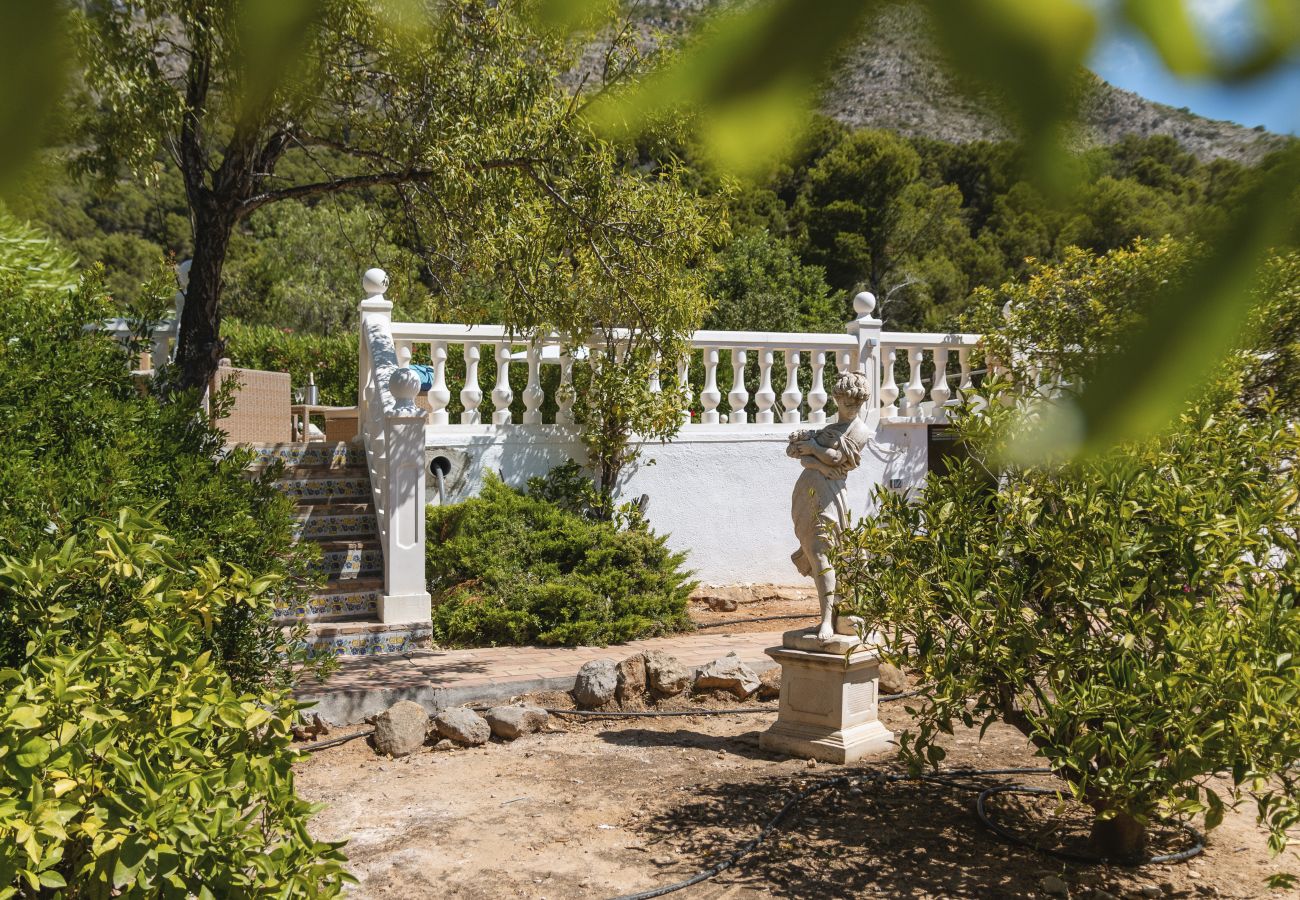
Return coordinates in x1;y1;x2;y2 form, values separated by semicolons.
425;422;930;585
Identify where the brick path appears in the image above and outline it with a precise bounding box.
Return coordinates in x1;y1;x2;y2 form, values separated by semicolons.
297;629;786;725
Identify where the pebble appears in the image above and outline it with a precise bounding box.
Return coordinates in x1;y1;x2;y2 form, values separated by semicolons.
1039;874;1068;896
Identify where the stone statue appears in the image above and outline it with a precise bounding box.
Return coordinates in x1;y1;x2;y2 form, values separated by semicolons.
787;371;872;644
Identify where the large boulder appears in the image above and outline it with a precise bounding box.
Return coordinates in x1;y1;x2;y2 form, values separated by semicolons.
694;652;761;699
371;700;430;757
615;654;647;705
433;707;490;746
643;650;691;698
573;658;619;709
485;705;549;741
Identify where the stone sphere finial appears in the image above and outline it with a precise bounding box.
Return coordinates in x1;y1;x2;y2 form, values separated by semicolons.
389;366;421;406
176;258;192;292
363;267;390;297
853;291;876;317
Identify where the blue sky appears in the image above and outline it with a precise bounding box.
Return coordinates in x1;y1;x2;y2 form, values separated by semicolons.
1088;0;1300;135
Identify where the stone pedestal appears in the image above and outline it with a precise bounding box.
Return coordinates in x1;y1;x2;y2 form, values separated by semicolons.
759;628;895;764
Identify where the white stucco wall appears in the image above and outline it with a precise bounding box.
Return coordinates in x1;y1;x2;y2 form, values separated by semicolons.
425;423;930;585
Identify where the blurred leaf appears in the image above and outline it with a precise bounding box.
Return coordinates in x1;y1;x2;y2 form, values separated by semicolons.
235;0;324;120
0;1;66;198
534;0;616;35
927;0;1096;194
586;0;881;176
1015;147;1300;460
1120;0;1209;76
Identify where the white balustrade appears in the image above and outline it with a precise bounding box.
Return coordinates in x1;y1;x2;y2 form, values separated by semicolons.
461;344;482;424
677;355;692;425
523;344;543;425
807;351;827;423
755;349;776;424
701;348;721;424
557;352;576;426
492;343;513;425
930;346;951;407
879;345;899;417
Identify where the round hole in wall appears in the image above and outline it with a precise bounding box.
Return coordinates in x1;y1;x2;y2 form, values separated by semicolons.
429;456;452;478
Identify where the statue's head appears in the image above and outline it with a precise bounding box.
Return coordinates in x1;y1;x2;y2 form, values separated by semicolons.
832;371;871;408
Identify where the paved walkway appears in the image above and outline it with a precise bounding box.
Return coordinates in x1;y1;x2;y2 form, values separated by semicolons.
297;630;785;724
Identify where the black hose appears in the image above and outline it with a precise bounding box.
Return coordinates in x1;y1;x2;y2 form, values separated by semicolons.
545;706;776;718
296;728;374;753
611;767;1205;900
976;784;1205;865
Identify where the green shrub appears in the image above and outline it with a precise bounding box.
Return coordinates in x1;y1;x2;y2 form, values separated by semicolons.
0;509;349;896
838;244;1300;869
425;469;694;646
0;219;310;691
222;320;357;408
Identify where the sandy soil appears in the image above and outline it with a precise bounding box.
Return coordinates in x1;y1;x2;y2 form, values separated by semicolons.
689;585;818;633
296;688;1295;899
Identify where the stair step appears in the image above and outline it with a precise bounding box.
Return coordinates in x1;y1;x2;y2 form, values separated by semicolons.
277;473;372;503
275;578;383;623
308;540;383;579
296;620;433;659
246;442;366;471
292;503;377;541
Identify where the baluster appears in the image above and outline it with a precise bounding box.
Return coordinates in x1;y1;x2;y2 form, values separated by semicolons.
902;348;926;416
700;348;721;424
491;343;513;425
782;350;803;424
648;351;662;394
755;349;776;424
930;346;951;407
879;345;899;417
428;341;450;424
396;340;412;367
677;353;692;425
957;347;973;401
807;351;827;423
728;349;749;425
461;344;482;424
523;343;543;424
556;352;575;425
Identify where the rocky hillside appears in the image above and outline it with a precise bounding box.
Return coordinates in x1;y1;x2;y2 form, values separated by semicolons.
627;1;1291;164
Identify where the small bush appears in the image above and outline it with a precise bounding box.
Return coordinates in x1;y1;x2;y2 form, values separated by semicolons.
425;469;694;646
0;510;349;896
222;320;357;407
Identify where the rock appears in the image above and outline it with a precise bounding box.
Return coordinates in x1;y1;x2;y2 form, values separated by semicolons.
693;652;761;699
616;654;647;705
573;658;619;709
878;661;907;695
485;705;549;740
433;707;490;746
1088;890;1119;900
757;666;781;700
1138;886;1162;899
371;700;430;757
1039;875;1069;896
643;650;691;698
431;738;455;751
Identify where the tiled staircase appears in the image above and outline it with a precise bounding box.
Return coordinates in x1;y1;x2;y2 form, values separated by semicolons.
249;443;432;658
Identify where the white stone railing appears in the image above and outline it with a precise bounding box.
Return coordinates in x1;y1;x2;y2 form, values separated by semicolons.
356;269;431;624
95;318;177;372
384;292;982;428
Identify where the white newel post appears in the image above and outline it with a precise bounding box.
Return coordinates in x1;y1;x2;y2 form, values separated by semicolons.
848;291;882;418
381;367;432;623
358;268;391;421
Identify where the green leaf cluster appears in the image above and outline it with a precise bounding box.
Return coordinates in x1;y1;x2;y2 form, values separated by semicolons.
425;468;694;647
0;509;349;896
834;243;1300;860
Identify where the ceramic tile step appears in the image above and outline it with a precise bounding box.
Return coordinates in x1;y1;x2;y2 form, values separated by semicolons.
308;540;383;579
292;503;377;541
297;620;433;659
276;472;372;504
245;442;366;471
275;578;383;623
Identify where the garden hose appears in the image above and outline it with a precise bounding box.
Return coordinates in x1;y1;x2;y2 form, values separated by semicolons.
610;767;1205;900
297;728;374;753
694;613;812;629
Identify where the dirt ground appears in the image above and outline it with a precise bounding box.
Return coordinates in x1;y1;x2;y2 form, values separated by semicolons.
688;585;818;633
295;687;1295;899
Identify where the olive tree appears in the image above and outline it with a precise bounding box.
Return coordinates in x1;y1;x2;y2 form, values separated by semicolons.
834;244;1300;867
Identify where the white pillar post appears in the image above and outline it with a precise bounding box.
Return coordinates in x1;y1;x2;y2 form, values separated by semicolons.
357;268;392;423
847;291;881;420
380;367;431;624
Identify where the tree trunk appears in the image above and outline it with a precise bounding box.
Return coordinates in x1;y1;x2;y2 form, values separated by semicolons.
1089;810;1147;861
173;201;238;396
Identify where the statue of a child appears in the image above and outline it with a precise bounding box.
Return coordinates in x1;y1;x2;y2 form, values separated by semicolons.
787;371;873;643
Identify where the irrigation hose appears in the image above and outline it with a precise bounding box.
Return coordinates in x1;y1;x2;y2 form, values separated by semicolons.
611;767;1205;900
694;613;811;629
297;728;374;753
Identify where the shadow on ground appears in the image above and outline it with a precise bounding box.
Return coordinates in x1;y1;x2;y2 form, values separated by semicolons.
630;769;1110;899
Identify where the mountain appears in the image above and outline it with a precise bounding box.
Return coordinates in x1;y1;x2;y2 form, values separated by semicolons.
625;2;1291;164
